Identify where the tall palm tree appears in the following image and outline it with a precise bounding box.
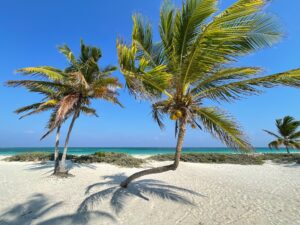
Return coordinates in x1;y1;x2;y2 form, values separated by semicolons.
264;116;300;153
117;0;300;187
8;40;122;175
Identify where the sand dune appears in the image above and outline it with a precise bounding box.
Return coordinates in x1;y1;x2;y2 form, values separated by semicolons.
0;159;299;225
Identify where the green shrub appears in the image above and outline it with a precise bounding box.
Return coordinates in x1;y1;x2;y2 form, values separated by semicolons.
4;152;52;162
5;152;76;162
148;153;300;165
74;152;145;167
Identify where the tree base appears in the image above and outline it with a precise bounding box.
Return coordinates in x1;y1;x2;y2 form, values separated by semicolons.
53;172;73;178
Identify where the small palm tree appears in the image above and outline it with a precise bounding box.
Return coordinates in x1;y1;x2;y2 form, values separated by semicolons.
8;40;122;175
117;0;300;187
264;116;300;153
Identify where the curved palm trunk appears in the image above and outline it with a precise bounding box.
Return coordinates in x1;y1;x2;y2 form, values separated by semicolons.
53;125;61;174
285;146;290;154
58;110;79;174
120;117;187;188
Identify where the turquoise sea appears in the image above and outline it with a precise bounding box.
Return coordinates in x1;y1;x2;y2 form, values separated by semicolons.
0;147;297;155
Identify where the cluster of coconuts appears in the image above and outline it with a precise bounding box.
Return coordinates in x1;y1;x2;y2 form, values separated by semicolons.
169;108;197;129
169;110;183;120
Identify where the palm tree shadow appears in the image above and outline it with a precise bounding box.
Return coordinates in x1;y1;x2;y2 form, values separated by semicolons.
26;160;96;175
0;193;115;225
78;173;205;215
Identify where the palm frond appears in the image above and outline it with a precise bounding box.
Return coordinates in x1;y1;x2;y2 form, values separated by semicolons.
16;67;65;81
193;68;300;102
173;0;217;69
183;0;281;83
58;44;78;66
81;106;99;117
152;102;166;129
196;107;251;151
159;0;176;64
117;42;172;99
289;131;300;140
268;140;282;149
262;130;280;139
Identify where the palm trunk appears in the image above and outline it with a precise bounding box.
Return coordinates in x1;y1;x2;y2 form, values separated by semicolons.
58;110;79;174
120;117;187;188
53;125;61;174
285;146;290;154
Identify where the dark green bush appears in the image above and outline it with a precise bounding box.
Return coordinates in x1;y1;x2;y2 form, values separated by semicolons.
148;153;264;165
4;152;76;162
148;153;300;165
4;152;52;162
74;152;145;167
259;153;300;164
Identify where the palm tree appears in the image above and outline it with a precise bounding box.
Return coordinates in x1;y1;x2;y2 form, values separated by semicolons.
117;0;300;187
264;116;300;153
7;69;68;173
7;40;122;175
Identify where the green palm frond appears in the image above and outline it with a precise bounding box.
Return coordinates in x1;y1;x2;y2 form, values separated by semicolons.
81;106;99;117
6;80;65;91
14;103;43;114
192;67;262;96
289;131;300;140
268;140;282;149
58;44;78;66
117;42;172;98
159;0;176;64
152;101;168;129
19;102;57;119
183;0;281;84
173;0;217;69
263;130;281;139
193;68;300;102
195;107;251;150
16;67;65;81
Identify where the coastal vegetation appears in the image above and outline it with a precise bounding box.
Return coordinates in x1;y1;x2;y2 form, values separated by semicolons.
4;152;300;165
4;152;145;168
117;0;300;187
264;116;300;153
7;41;122;175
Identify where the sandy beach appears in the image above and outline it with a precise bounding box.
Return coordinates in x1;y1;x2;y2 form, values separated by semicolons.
0;158;299;225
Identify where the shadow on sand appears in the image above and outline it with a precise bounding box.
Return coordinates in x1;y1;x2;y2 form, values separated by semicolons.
0;194;115;225
26;160;96;175
78;173;205;215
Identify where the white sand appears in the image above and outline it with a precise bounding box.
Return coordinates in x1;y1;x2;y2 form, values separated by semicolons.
0;159;299;225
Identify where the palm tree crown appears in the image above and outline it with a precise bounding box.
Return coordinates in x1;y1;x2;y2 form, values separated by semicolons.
7;40;122;174
117;0;300;187
264;116;300;153
117;0;300;150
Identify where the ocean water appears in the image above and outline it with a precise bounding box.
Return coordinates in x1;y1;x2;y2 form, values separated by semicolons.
0;147;297;155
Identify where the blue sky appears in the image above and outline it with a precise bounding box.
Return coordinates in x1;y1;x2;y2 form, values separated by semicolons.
0;0;300;148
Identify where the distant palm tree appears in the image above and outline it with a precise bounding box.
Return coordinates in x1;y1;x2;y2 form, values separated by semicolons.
117;0;300;187
264;116;300;153
7;40;122;175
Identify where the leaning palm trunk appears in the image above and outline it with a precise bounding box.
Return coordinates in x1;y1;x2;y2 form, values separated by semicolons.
58;110;79;174
120;117;187;188
53;125;61;174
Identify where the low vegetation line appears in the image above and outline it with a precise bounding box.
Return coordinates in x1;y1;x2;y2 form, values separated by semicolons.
3;152;300;166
